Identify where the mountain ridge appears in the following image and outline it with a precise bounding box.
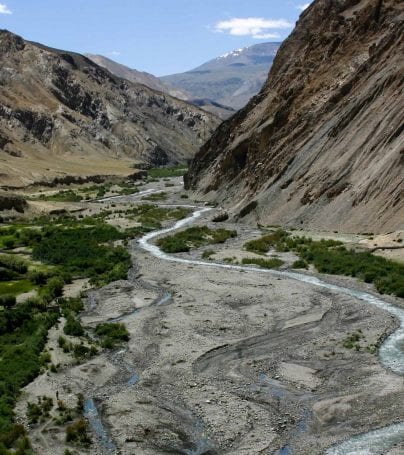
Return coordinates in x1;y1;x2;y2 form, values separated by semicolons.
161;42;281;110
0;30;220;187
185;0;404;234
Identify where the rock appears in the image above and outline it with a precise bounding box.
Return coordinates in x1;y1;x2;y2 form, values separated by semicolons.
185;0;404;234
212;212;229;222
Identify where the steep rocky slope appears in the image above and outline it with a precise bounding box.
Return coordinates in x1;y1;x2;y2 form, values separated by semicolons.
186;0;404;234
162;42;280;110
0;31;219;187
85;54;235;119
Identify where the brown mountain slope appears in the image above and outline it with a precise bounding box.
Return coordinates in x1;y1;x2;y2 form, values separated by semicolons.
85;53;190;100
0;31;219;187
185;0;404;234
86;54;236;119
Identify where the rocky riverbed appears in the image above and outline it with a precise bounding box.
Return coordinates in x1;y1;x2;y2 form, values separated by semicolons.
15;178;404;455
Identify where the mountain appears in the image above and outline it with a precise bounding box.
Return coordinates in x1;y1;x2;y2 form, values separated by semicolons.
86;54;235;119
161;42;281;110
185;0;404;234
85;54;189;100
0;30;220;188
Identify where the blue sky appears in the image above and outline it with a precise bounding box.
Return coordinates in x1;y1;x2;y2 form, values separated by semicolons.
0;1;311;76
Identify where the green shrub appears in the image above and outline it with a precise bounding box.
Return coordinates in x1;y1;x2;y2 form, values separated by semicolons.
65;419;91;446
64;314;84;337
95;322;129;348
292;259;308;269
148;166;187;178
157;226;237;253
0;295;16;309
202;250;215;259
241;257;284;269
0;255;28;274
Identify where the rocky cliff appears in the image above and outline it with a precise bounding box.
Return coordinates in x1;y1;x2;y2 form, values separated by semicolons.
0;31;220;187
186;0;404;233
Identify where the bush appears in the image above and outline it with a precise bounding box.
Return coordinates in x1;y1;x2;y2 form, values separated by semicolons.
64;314;84;337
95;322;129;348
0;295;16;309
157;226;237;253
65;419;91;446
292;259;308;269
241;257;284;269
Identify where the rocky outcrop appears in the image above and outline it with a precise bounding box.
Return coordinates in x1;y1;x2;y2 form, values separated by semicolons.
0;30;220;187
186;0;404;233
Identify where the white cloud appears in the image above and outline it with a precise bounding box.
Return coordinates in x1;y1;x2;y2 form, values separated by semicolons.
213;17;292;39
109;51;121;56
0;3;12;14
297;3;311;11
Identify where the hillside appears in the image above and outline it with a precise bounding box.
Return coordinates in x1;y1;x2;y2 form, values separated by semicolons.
186;0;404;234
0;30;220;188
161;42;280;110
85;53;189;100
86;54;236;119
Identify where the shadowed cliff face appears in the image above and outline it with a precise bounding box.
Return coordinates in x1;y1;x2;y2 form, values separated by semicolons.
0;30;220;187
186;0;404;234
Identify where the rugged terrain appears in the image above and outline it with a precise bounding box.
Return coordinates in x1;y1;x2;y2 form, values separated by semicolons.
85;54;189;100
12;177;404;455
87;54;236;119
0;30;220;188
185;0;404;234
162;42;280;110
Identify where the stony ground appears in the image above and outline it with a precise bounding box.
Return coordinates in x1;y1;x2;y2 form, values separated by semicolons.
15;178;404;455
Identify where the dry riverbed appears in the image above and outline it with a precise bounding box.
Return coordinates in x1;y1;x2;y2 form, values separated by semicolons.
14;177;404;455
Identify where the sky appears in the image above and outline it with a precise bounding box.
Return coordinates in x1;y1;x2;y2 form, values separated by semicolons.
0;1;311;76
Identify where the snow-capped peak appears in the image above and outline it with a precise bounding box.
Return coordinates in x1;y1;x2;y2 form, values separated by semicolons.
217;47;248;60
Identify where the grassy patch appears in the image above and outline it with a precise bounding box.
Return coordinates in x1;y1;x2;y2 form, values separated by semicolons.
32;190;83;203
241;257;284;269
148;165;188;178
244;229;404;297
157;226;237;253
0;280;34;297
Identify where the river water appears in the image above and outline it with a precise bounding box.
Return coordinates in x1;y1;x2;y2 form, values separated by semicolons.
138;206;404;455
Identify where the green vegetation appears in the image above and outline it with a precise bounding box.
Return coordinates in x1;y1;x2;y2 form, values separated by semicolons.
148;165;188;178
0;299;58;450
292;259;309;269
32;222;131;286
141;191;168;201
26;396;53;424
32;190;83;203
241;257;284;269
202;249;215;259
157;226;237;253
94;322;129;348
244;229;404;297
65;419;92;446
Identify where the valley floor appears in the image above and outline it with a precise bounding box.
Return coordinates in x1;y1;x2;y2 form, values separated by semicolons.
12;178;404;455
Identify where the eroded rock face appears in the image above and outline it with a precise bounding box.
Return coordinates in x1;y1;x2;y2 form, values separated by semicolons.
186;0;404;233
0;30;220;187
